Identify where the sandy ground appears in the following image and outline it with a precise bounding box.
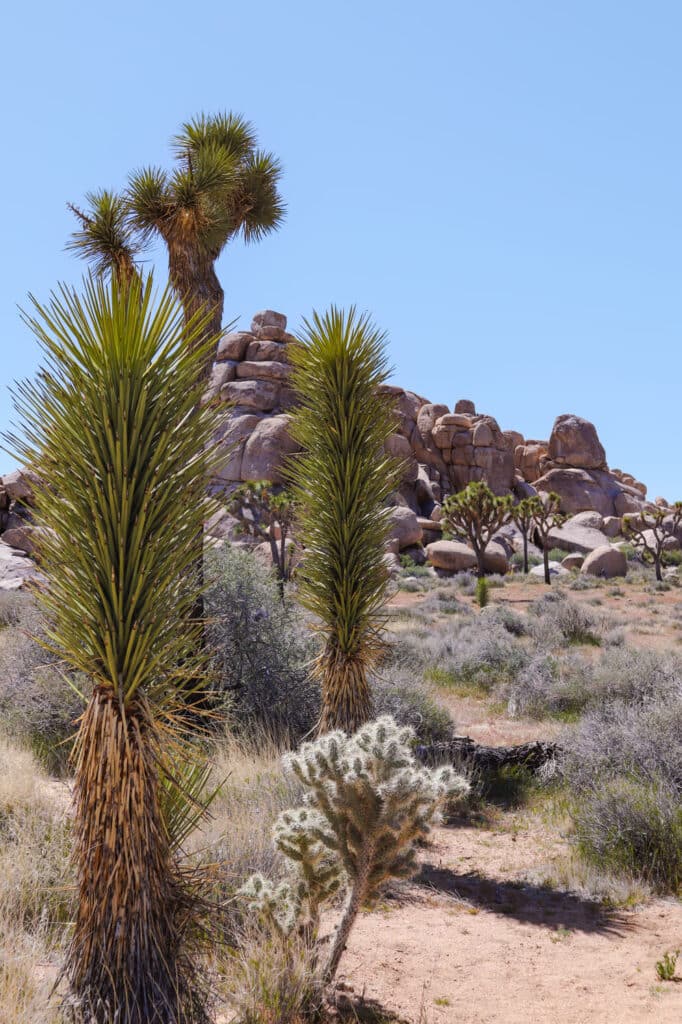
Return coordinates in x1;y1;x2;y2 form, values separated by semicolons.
343;576;682;1022
342;822;682;1024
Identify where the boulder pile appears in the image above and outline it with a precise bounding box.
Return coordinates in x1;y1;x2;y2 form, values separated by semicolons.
0;308;671;582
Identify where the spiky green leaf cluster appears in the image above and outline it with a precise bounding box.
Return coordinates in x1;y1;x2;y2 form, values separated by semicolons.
68;111;285;282
8;275;220;709
285;307;402;729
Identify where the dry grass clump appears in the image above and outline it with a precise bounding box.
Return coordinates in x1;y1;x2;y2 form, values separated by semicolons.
0;733;72;1024
195;733;303;898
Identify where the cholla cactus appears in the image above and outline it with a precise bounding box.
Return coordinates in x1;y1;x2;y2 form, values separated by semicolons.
241;716;469;987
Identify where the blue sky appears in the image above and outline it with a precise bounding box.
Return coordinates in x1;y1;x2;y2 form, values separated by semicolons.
1;1;680;497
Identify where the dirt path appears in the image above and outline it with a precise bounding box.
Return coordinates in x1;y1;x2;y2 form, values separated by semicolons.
342;824;682;1024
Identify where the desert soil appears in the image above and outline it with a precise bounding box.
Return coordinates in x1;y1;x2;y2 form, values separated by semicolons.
334;579;682;1023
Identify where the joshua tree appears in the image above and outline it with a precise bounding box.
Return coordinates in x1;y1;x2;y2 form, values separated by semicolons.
511;497;536;574
9;276;219;1023
241;717;468;991
441;481;512;576
529;492;565;584
286;307;401;734
66;190;140;288
623;502;682;581
228;479;296;594
68;112;285;377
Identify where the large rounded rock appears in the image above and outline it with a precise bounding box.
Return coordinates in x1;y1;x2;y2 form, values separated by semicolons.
387;507;422;551
221;379;281;411
548;414;607;470
534;468;617;517
236;360;292;382
425;540;477;573
213;413;263;483
241;415;298;483
581;545;627;578
547;521;611;555
482;541;509;575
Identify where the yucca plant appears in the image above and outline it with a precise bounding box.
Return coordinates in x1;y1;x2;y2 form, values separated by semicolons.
8;275;220;1023
286;307;401;733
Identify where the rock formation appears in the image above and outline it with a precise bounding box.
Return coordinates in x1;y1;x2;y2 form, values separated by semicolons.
0;308;665;582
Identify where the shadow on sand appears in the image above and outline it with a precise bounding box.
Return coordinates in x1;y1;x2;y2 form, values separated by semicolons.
413;861;629;937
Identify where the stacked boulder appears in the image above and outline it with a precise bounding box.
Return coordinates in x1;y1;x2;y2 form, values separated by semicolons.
0;308;667;582
0;470;41;590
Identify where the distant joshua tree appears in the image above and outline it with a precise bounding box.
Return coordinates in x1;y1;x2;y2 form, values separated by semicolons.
529;493;565;585
511;497;536;574
623;502;682;582
228;480;296;595
68;112;285;378
441;481;512;577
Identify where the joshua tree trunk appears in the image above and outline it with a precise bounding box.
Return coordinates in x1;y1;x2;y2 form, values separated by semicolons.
522;532;529;574
167;242;224;381
475;546;486;577
543;547;551;585
319;650;372;735
64;689;200;1024
655;555;663;582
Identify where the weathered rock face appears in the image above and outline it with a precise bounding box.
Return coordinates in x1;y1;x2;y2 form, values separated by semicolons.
0;308;658;580
581;545;628;578
548;414;606;470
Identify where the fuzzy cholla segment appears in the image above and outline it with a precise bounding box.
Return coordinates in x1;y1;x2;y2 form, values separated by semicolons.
241;716;469;936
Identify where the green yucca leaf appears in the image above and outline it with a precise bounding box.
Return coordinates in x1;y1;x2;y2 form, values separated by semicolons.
286;306;401;733
7;274;221;711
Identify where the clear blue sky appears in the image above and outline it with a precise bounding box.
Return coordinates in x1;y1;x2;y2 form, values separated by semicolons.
2;1;680;497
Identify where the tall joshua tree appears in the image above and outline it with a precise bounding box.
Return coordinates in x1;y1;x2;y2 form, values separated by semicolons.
9;277;219;1023
623;502;682;582
287;308;401;734
68;112;285;376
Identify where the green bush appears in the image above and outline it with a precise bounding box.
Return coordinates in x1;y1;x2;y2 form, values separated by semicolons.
205;546;319;742
476;576;489;608
370;672;455;744
573;777;682;893
0;600;82;775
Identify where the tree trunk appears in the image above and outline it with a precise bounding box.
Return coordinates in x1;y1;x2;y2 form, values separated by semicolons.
319;647;372;735
475;546;486;577
167;241;224;712
543;547;551;585
63;689;206;1023
323;839;374;986
655;555;663;582
523;532;529;574
416;736;558;774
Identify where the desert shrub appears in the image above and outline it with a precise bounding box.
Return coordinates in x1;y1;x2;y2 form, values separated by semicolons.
205;546;319;743
507;647;680;720
572;777;682;892
567;574;599;591
562;697;682;890
505;653;591;720
370;670;455;744
663;549;682;567
0;601;82;775
452;571;476;595
548;547;567;563
479;604;527;637
476;576;489;608
529;591;603;647
563;699;682;793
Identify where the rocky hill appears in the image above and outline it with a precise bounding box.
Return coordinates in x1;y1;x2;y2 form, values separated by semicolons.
0;308;671;588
